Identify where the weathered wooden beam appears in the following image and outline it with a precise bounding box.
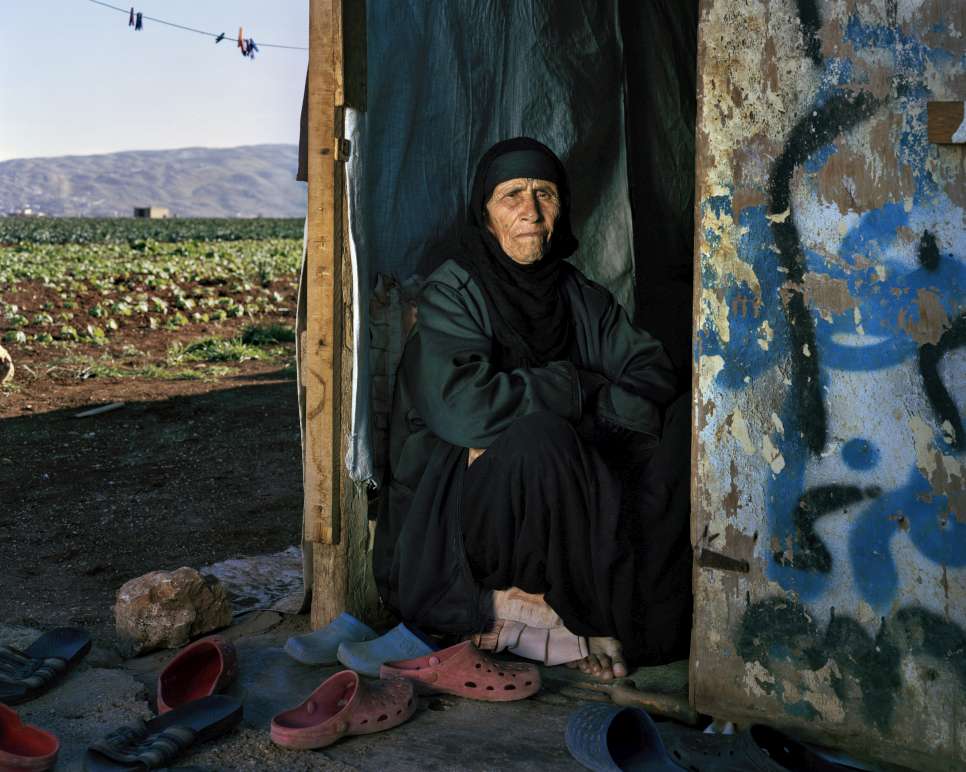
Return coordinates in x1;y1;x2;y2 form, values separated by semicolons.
927;101;965;144
306;0;379;630
304;0;343;550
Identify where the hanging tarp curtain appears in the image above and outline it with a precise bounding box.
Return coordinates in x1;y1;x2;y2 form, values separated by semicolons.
297;0;696;485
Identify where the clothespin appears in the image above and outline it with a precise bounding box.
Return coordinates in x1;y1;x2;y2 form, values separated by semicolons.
215;32;226;44
246;38;258;59
237;27;245;53
135;11;143;31
128;7;134;27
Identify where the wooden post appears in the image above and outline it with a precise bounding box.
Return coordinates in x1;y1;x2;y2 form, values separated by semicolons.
305;0;375;629
304;0;345;625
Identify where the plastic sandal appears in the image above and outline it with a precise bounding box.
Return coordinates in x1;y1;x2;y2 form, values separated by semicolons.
284;612;377;666
379;640;540;702
660;722;855;771
0;704;59;771
566;703;682;771
0;627;91;706
337;623;435;678
270;670;415;750
157;636;238;714
83;694;242;771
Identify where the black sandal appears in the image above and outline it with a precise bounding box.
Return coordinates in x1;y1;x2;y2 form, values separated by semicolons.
83;694;243;771
0;627;91;705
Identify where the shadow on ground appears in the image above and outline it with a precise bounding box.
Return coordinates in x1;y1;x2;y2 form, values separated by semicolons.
0;371;302;649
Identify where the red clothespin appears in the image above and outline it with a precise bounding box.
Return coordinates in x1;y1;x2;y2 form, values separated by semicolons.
237;27;245;54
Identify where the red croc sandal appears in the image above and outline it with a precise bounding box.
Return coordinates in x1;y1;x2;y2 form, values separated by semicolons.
379;640;541;702
157;636;238;714
0;704;59;772
270;670;416;751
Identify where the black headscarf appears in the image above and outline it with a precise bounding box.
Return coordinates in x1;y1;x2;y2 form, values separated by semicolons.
455;137;578;370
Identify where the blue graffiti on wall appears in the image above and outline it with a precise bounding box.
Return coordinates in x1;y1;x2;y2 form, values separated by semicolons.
698;13;965;612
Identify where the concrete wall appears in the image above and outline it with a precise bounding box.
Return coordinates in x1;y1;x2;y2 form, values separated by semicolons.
691;1;964;767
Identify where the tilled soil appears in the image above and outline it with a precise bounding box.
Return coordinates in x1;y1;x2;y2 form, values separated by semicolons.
0;348;302;649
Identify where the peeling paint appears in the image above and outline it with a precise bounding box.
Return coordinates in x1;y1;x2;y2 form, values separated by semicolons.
692;0;965;766
909;415;965;517
898;288;952;345
726;409;756;455
761;434;786;474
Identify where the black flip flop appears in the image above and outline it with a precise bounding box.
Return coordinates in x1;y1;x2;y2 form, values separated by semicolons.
0;627;92;705
83;695;243;771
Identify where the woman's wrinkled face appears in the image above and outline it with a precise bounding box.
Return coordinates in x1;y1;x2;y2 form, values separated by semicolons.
484;177;560;265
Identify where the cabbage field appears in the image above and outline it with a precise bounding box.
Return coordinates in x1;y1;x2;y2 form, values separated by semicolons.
0;218;302;381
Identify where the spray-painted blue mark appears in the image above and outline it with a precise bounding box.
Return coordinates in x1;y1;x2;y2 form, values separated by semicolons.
850;468;966;612
842;438;880;470
804;143;836;173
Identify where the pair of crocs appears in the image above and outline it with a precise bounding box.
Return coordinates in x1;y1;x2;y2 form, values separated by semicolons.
284;612;378;666
84;636;242;771
0;704;59;771
286;612;441;677
0;627;91;706
321;617;542;702
566;703;862;771
271;640;543;751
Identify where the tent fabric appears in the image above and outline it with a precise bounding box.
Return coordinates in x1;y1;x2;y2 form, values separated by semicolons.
620;0;698;385
341;0;636;482
294;1;698;606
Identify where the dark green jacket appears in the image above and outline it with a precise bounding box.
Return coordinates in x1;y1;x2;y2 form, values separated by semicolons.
373;259;676;633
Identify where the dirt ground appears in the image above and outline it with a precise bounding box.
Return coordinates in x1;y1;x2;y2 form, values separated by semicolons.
0;327;302;649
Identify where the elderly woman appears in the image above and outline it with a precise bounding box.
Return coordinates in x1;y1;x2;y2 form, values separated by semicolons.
374;137;686;679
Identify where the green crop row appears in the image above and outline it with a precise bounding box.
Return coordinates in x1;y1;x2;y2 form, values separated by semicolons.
1;239;302;347
0;217;304;245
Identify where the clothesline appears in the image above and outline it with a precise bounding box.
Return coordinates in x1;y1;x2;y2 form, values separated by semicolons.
86;0;309;51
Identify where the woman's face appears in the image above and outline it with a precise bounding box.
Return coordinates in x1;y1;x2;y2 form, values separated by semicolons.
484;177;560;264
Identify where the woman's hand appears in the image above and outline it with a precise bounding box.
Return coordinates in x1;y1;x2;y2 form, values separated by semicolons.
467;447;486;467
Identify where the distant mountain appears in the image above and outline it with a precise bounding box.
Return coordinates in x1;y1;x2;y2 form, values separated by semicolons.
0;144;305;218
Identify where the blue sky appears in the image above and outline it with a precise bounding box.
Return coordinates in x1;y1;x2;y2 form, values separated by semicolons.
0;1;308;160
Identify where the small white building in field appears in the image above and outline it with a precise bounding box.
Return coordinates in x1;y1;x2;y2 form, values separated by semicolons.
133;206;170;219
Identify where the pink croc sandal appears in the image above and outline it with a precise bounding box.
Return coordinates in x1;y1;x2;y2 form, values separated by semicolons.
270;670;415;750
380;640;540;702
157;635;238;714
0;704;59;771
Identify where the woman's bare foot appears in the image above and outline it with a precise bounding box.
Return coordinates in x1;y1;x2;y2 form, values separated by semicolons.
574;637;627;681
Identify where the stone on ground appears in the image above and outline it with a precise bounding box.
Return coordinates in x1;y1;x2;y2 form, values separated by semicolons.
114;567;232;656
